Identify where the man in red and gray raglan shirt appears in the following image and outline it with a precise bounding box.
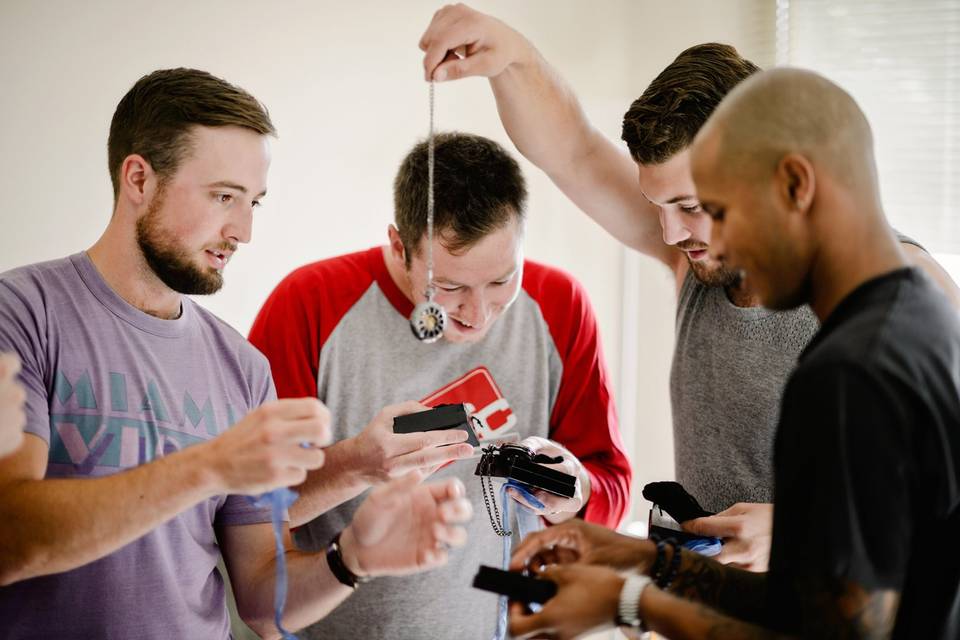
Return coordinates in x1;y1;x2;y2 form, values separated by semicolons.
249;132;632;639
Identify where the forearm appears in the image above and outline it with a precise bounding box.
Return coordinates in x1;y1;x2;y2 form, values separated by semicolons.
489;44;597;178
641;585;791;640
490;44;665;256
240;548;353;638
288;439;369;528
577;459;629;527
663;545;769;624
0;443;220;585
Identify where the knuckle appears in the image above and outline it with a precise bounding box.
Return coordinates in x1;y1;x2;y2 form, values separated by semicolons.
260;426;280;446
258;402;277;420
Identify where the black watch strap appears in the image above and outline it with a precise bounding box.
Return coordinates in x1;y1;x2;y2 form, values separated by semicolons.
326;531;370;588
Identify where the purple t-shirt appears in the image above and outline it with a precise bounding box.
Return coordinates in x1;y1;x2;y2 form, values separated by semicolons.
0;253;275;639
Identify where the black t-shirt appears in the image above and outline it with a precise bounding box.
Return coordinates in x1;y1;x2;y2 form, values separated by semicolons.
767;268;960;638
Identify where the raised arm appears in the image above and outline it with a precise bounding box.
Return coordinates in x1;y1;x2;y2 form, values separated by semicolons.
419;4;674;266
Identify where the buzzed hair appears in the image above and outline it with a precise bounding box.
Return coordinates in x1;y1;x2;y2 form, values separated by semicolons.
621;43;760;165
705;68;878;191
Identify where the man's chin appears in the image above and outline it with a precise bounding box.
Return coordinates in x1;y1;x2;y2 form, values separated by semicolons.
159;265;224;296
687;258;740;289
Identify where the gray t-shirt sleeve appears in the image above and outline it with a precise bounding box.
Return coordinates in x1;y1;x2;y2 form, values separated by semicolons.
894;229;924;250
0;278;51;443
215;354;281;526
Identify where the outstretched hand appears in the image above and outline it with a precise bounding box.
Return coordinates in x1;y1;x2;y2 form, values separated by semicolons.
341;470;473;578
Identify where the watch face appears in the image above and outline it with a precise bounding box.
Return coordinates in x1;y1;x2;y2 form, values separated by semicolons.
410;300;447;343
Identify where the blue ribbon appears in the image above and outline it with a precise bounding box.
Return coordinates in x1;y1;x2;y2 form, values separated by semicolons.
493;480;544;640
682;536;723;556
247;487;300;640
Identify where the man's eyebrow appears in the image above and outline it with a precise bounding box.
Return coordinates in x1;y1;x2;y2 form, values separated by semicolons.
640;189;698;206
206;181;268;198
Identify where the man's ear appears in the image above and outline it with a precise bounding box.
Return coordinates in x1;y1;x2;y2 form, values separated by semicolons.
776;153;816;215
118;154;154;207
386;225;407;264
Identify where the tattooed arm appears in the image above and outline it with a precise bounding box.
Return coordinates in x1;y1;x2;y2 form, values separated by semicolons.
661;544;769;623
651;546;899;638
508;520;899;638
644;580;898;639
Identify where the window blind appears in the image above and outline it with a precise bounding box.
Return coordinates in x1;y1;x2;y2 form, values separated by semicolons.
776;0;960;253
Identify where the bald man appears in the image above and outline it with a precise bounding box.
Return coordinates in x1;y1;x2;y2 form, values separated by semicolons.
502;68;960;640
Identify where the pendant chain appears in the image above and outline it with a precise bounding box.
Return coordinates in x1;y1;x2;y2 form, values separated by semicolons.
425;81;436;301
481;474;512;537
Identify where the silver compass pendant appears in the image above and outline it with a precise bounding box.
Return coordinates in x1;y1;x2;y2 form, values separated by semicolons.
410;299;447;343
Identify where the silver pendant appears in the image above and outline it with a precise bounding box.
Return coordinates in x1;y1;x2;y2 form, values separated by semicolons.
410;299;447;343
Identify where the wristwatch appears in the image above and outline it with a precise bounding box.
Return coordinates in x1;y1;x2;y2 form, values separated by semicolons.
616;573;652;630
326;530;372;589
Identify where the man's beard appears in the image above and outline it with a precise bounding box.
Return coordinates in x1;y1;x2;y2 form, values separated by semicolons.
687;256;741;288
136;187;226;295
677;241;741;288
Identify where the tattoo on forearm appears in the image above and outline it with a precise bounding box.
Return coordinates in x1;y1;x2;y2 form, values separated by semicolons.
653;550;898;638
667;548;768;623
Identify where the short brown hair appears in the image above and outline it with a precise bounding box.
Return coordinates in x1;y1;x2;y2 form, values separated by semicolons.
621;43;760;165
393;132;527;262
107;68;275;201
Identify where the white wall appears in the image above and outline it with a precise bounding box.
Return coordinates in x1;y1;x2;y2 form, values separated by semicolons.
0;0;773;526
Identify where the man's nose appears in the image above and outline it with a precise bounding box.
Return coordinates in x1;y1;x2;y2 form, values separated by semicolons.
660;208;691;246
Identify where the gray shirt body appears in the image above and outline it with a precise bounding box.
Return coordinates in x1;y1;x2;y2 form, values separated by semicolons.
671;236;921;512
670;269;818;512
296;285;557;640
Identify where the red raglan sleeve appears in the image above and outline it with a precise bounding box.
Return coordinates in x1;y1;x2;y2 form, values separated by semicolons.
527;263;632;528
249;268;322;399
250;250;382;400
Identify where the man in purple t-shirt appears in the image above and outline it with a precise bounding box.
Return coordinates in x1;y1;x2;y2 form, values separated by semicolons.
0;68;473;639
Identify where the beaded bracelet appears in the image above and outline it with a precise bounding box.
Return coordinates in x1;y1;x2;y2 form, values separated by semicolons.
649;539;667;583
658;540;683;590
